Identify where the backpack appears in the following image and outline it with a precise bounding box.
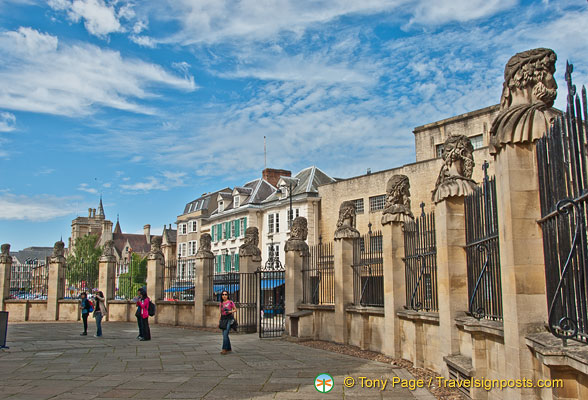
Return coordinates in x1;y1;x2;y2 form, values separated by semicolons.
88;300;94;313
148;301;156;317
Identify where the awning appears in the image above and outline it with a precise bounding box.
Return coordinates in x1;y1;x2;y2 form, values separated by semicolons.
213;284;239;293
164;285;194;293
261;278;284;290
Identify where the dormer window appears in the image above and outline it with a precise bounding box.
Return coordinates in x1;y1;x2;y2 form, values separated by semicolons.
218;200;224;212
234;196;240;208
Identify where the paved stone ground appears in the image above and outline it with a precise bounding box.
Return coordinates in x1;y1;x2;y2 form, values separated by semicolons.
0;322;435;399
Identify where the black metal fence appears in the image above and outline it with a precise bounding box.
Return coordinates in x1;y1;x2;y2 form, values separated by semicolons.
9;262;49;300
63;260;99;299
352;231;384;307
465;173;503;321
403;212;438;312
302;242;334;305
162;259;194;301
210;271;258;333
537;62;588;344
114;258;147;300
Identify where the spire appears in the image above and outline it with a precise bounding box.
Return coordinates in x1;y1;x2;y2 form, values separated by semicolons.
98;195;105;218
114;214;122;234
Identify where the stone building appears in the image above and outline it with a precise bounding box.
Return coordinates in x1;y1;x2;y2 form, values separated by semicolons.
317;105;500;241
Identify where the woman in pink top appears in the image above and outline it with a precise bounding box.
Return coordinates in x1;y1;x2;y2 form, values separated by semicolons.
219;290;236;354
136;287;151;341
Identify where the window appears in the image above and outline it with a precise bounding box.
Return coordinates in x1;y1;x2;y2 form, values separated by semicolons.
268;214;274;233
268;244;280;260
218;200;224;212
189;220;197;232
188;240;197;256
470;134;484;150
436;144;444;158
353;199;364;214
240;217;247;237
178;242;187;257
179;223;187;235
369;195;386;212
287;208;300;229
234;196;240;208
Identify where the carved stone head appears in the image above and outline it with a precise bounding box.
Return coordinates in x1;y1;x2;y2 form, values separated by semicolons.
432;135;477;203
52;241;65;258
148;236;163;260
334;201;360;239
382;175;414;224
490;48;559;154
196;233;214;259
239;227;261;260
290;217;308;241
102;240;115;257
0;243;10;263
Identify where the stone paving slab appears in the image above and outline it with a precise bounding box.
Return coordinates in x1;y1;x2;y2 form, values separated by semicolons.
0;322;435;399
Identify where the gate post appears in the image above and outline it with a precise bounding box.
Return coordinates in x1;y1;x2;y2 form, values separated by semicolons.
435;196;468;376
47;240;66;321
285;217;309;336
194;233;213;327
333;201;360;344
381;220;408;357
0;244;12;312
99;240;116;320
146;237;164;308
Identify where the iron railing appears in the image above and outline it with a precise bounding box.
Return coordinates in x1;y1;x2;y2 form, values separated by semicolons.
302;242;334;305
162;259;194;301
9;262;49;300
352;231;384;307
403;212;438;312
210;270;258;333
114;258;147;300
537;62;588;344
465;171;503;321
63;260;99;299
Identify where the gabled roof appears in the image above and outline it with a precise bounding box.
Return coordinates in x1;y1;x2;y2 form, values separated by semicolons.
243;178;276;205
162;226;177;244
262;166;335;202
11;247;53;264
182;188;231;215
112;232;155;257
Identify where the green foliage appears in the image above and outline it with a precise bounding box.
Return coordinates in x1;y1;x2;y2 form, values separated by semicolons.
65;234;101;294
116;253;147;299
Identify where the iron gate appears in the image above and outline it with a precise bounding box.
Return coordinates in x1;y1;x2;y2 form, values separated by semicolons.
259;247;285;338
210;270;258;334
464;165;503;321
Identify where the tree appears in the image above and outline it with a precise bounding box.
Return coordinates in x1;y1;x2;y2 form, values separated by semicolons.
117;253;147;300
65;234;101;297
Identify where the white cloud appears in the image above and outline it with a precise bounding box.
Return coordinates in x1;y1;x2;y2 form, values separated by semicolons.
120;171;187;192
78;183;98;194
407;0;518;27
49;0;126;38
0;193;76;221
0;111;15;132
0;27;196;116
130;34;156;48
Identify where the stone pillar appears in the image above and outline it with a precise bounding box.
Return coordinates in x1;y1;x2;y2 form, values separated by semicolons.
194;252;213;327
495;143;546;399
239;255;261;274
284;219;309;335
382;221;406;357
333;237;355;344
147;253;164;306
47;241;66;321
0;244;12;312
99;241;116;321
435;196;469;377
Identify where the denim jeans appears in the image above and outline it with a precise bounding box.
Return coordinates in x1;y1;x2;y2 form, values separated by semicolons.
82;313;88;333
95;312;103;337
222;319;232;350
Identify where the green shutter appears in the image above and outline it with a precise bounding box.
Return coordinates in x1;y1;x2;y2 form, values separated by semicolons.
244;217;247;232
224;254;230;272
235;254;240;272
215;255;221;273
217;224;222;241
235;219;240;237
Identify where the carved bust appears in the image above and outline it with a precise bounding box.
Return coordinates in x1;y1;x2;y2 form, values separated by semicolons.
489;48;559;155
100;240;116;261
148;236;163;260
382;175;414;224
0;243;10;263
51;240;65;262
334;201;360;239
239;227;262;261
285;216;309;254
196;233;214;259
432;135;477;203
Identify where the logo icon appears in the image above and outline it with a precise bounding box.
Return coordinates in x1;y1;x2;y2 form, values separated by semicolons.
314;373;334;393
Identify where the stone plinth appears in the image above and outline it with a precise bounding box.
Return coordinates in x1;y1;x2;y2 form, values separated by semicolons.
285;247;307;335
194;255;213;327
47;256;65;321
334;237;354;344
147;256;163;308
0;257;11;312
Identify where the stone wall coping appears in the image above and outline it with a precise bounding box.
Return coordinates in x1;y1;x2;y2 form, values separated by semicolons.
346;305;385;316
397;309;440;324
107;300;135;304
443;355;474;377
287;310;313;318
526;332;588;375
57;299;81;304
5;299;48;304
298;304;335;312
205;301;220;306
155;300;195;306
455;316;504;339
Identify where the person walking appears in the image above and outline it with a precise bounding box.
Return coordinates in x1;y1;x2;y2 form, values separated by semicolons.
219;291;236;355
93;290;107;337
79;292;92;336
136;287;151;341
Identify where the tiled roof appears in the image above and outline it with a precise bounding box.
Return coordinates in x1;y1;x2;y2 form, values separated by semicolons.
112;233;155;256
163;227;177;244
262;166;335;202
11;247;54;264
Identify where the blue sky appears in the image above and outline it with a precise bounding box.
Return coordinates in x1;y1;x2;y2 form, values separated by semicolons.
1;0;587;251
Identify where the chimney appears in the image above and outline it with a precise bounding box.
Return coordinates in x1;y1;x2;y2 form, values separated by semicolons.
262;168;291;188
88;208;92;217
144;224;151;243
93;208;97;218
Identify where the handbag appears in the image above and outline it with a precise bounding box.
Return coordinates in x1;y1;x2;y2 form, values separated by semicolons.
218;318;228;330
